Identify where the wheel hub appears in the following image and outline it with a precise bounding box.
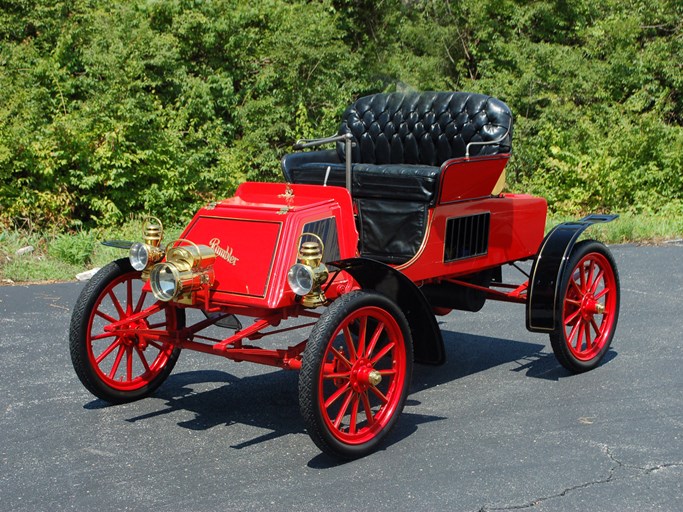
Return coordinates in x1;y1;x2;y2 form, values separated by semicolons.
120;318;149;349
350;358;382;392
580;295;604;318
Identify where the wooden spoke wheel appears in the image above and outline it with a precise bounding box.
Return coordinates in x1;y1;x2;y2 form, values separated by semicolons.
550;241;620;373
69;258;184;403
299;291;413;459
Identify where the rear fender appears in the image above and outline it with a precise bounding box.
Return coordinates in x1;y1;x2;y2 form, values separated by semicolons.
330;258;445;365
526;214;617;332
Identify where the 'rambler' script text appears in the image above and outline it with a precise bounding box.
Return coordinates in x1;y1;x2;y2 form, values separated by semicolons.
210;238;239;265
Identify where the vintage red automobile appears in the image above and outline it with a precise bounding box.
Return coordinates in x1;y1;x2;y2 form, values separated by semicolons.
70;92;620;459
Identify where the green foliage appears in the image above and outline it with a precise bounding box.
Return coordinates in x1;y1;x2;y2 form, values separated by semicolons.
48;231;96;265
0;0;682;228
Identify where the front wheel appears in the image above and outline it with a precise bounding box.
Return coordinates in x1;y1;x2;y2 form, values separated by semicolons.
69;258;185;403
550;240;620;373
299;291;413;459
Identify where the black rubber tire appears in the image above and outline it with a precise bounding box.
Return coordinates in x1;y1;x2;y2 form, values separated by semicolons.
549;240;620;373
69;258;184;403
299;290;413;459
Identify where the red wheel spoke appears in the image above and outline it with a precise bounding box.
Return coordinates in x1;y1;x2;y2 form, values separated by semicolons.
135;346;151;372
567;320;581;346
91;332;117;342
365;322;385;359
323;372;351;380
108;345;125;379
589;269;604;294
590;317;601;337
564;307;582;326
343;326;357;362
95;309;118;324
371;341;395;365
357;317;368;358
330;347;353;369
108;290;126;319
333;389;354;429
586;260;595;291
570;279;583;298
126;279;133;315
349;395;360;434
369;385;388;405
575;320;585;350
126;347;133;382
578;265;586;293
361;391;375;426
134;290;148;313
95;338;123;364
594;287;609;300
324;382;351;409
583;322;593;349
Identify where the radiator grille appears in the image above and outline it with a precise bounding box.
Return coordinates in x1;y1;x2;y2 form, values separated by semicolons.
444;213;490;262
302;217;341;262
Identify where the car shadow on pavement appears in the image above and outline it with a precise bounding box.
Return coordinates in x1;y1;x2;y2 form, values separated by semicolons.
84;330;615;465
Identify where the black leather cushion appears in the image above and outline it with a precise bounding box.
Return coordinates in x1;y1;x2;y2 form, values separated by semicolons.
356;198;429;265
284;160;440;203
336;91;512;164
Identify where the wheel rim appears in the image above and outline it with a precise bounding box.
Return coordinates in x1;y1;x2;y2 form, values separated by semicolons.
317;305;408;445
561;252;618;361
86;272;178;391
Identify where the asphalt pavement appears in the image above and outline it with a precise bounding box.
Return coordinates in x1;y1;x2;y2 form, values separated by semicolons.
0;244;681;511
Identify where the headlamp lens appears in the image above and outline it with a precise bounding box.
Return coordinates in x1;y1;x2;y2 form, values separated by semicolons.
129;242;150;271
150;263;179;301
287;263;314;296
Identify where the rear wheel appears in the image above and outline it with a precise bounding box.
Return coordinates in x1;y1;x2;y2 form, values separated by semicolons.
299;291;413;459
69;258;184;403
550;241;619;373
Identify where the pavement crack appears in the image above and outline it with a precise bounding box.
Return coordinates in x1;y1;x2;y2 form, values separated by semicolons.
478;473;615;511
477;444;682;511
604;444;683;474
645;462;683;474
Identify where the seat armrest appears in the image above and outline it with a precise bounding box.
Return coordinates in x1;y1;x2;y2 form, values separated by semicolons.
290;133;354;191
281;149;341;182
292;133;352;150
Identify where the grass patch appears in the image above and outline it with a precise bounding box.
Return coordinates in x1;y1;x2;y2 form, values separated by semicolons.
1;219;184;284
547;211;683;245
1;211;681;284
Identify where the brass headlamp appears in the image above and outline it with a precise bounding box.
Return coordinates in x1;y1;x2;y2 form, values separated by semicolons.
287;233;329;308
129;217;165;279
150;239;216;303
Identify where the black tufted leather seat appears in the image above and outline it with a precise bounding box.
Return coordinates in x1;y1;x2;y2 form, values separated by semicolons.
281;91;513;263
336;91;512;168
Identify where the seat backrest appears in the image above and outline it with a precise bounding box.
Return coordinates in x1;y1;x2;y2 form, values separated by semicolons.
336;91;512;166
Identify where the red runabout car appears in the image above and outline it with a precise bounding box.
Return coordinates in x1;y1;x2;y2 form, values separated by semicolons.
70;92;620;459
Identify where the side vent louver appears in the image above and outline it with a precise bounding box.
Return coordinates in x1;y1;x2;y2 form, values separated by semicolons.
444;213;490;262
302;218;341;262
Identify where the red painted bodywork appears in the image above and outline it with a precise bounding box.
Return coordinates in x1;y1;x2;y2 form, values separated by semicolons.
398;194;547;283
176;182;358;311
164;157;547;313
137;156;548;369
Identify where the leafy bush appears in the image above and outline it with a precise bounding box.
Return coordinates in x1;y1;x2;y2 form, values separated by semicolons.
48;231;96;266
0;0;681;228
